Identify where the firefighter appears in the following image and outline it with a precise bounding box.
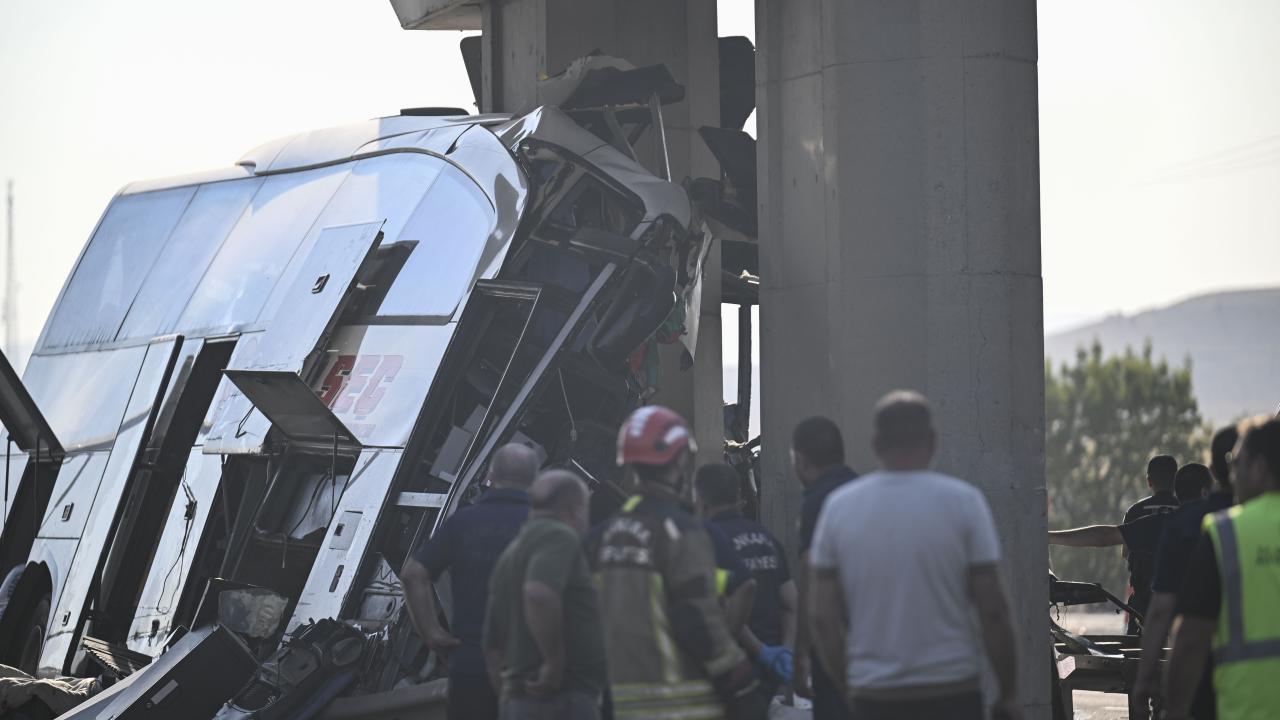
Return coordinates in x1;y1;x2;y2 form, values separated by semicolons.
587;406;768;720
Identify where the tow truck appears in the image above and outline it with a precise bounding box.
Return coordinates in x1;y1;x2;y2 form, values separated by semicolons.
1050;573;1158;719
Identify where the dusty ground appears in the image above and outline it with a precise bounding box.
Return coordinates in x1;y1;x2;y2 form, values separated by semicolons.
1072;690;1130;719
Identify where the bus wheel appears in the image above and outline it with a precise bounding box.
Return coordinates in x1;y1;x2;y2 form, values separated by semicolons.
16;593;50;675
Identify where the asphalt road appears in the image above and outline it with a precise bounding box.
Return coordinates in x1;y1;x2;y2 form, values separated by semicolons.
1060;609;1131;719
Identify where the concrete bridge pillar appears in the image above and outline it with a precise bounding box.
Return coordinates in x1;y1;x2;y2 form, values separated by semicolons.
753;0;1048;714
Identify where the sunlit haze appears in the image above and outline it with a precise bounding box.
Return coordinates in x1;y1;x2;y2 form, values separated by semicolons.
3;0;1278;374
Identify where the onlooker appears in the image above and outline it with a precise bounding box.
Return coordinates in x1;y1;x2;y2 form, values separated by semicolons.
1164;418;1280;720
1132;427;1239;720
402;444;539;720
483;470;606;720
587;406;767;720
696;463;797;688
1121;455;1181;631
809;391;1021;720
789;416;857;718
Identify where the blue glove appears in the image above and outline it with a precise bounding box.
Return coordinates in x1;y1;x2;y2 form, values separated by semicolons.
757;645;794;683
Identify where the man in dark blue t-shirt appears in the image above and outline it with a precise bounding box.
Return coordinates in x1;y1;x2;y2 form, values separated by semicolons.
791;416;857;719
696;463;797;687
402;443;539;720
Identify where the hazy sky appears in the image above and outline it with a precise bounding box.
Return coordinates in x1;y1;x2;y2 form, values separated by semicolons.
2;0;1279;369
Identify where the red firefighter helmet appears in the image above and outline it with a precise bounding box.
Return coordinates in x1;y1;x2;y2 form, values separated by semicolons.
616;405;697;467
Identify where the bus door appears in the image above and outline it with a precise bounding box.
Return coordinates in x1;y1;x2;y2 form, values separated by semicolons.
91;336;238;649
36;336;182;675
0;346;64;580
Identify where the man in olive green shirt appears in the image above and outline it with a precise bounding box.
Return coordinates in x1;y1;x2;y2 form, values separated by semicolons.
483;470;606;720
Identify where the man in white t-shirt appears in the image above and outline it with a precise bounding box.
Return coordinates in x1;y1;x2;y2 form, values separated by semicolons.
808;390;1021;720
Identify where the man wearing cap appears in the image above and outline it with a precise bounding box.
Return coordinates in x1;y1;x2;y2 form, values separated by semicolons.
586;406;768;720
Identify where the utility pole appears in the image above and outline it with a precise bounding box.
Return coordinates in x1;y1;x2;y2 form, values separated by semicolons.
4;179;14;356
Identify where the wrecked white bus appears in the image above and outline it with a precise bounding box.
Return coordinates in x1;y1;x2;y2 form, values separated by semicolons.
0;56;752;716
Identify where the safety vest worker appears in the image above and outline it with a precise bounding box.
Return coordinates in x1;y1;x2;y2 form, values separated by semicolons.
1164;417;1280;720
1202;493;1280;720
586;406;768;720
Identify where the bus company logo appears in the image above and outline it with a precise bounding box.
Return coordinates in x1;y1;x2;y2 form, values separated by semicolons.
318;354;404;418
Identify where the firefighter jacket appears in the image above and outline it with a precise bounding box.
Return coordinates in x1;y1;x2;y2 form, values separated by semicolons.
587;492;748;720
1203;492;1280;719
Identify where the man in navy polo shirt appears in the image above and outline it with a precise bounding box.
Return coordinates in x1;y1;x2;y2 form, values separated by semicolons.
696;462;797;689
1120;455;1180;631
402;443;539;720
791;416;858;719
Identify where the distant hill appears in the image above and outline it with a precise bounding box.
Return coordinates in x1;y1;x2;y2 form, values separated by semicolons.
1045;288;1280;425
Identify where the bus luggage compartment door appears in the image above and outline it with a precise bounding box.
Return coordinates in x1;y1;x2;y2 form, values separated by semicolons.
203;221;384;455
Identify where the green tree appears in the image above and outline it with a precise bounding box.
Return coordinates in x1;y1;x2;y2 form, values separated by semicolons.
1046;340;1205;598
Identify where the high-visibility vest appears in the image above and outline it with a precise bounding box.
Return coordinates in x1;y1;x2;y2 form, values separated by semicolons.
1203;492;1280;720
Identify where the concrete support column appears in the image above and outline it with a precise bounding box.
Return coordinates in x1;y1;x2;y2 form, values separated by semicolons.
484;0;724;465
755;1;1047;715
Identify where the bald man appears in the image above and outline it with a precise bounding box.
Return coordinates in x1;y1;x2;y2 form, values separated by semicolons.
809;391;1021;720
403;443;539;720
484;470;606;719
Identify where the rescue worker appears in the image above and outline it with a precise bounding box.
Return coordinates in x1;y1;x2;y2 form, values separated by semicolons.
402;443;539;720
695;463;796;690
1163;418;1280;720
1048;463;1212;574
1126;455;1181;523
1132;426;1240;720
705;518;759;638
587;406;768;720
1122;454;1181;632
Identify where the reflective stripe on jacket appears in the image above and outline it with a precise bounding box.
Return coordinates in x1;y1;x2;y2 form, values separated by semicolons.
1203;492;1280;720
588;493;745;719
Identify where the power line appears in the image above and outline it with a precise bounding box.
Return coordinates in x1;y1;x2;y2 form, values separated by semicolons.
1142;134;1280;185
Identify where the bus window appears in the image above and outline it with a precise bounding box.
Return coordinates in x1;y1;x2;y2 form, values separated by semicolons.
176;165;349;336
377;168;496;320
118;178;264;340
41;187;194;350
